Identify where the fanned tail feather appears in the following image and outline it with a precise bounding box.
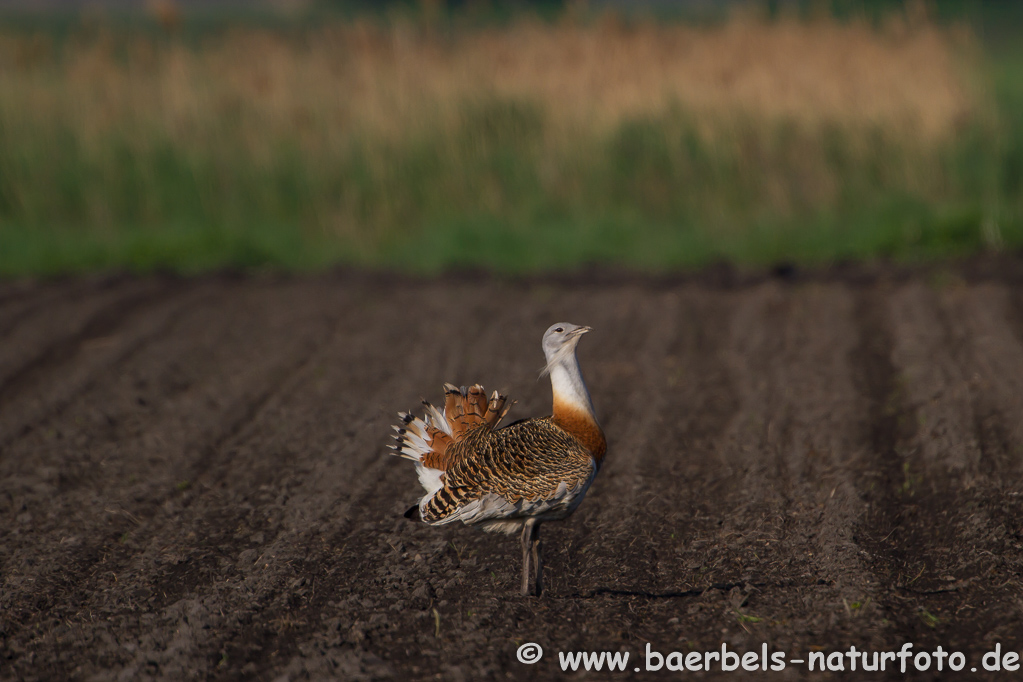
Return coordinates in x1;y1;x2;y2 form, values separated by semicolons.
443;383;512;438
388;383;512;498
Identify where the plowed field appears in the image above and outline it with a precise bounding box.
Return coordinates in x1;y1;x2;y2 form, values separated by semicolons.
4;265;1023;680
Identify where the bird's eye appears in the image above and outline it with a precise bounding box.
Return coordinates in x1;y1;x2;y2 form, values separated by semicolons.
555;327;564;333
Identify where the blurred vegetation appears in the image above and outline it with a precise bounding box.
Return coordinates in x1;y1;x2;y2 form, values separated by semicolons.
0;1;1020;275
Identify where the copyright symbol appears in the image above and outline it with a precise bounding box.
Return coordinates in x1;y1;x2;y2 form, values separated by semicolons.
516;642;543;664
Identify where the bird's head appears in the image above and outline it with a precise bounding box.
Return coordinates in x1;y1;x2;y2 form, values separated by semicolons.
540;322;592;376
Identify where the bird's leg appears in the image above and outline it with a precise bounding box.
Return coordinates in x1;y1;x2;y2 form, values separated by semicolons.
520;521;534;597
531;523;543;597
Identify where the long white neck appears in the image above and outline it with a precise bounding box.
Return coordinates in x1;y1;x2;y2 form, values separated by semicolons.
549;353;598;423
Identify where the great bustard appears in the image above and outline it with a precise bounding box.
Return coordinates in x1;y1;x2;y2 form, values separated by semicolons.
388;323;606;596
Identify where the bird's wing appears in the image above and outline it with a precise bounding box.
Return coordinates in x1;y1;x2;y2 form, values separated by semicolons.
419;417;596;525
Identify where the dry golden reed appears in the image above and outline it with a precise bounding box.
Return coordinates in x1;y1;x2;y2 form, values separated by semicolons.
0;9;983;153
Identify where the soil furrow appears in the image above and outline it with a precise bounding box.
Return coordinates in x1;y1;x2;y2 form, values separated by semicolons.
848;284;922;646
698;283;889;653
889;284;982;476
0;281;207;451
0;278;171;399
0;280;347;681
877;283;1023;657
0;280;92;341
940;285;1023;473
589;289;682;496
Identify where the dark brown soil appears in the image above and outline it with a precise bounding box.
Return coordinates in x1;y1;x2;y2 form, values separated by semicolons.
4;264;1023;681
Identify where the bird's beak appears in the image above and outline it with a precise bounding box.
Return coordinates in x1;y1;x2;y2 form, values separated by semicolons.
571;326;592;337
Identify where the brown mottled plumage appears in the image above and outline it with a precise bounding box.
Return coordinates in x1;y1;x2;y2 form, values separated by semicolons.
422;415;596;523
388;323;604;596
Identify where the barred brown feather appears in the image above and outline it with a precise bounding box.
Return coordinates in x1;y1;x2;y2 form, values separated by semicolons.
421;416;595;523
389;383;512;473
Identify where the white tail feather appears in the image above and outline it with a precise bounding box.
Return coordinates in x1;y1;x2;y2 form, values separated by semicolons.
389;413;434;462
424;405;452;436
415;463;444;495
